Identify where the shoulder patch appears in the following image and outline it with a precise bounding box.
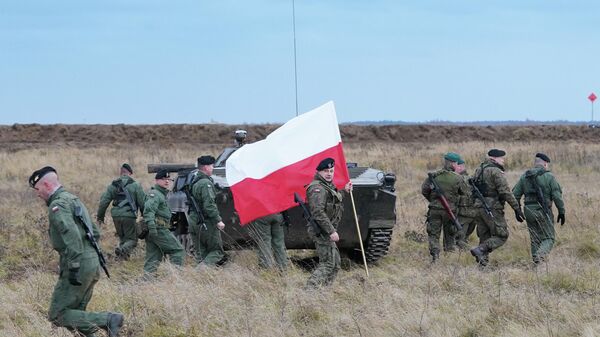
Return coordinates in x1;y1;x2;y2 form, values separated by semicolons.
52;206;59;212
149;193;155;197
314;188;321;193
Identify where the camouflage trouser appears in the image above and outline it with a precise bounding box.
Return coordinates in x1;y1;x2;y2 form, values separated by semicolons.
456;214;477;250
248;213;289;270
427;209;458;257
474;207;509;256
195;221;225;266
49;254;110;336
144;227;185;274
524;204;555;262
306;237;341;288
113;216;138;258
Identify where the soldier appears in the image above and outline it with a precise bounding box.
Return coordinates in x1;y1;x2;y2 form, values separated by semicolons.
470;149;525;266
513;153;565;264
97;163;146;260
421;152;468;262
29;166;124;337
142;169;185;276
188;155;227;267
305;157;352;288
248;212;289;271
455;159;477;250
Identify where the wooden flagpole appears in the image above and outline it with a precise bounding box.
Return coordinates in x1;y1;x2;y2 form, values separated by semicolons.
350;190;369;277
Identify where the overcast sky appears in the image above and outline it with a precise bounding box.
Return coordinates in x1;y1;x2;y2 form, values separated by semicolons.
1;0;599;124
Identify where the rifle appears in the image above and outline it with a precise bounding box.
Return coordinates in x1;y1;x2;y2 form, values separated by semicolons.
427;173;462;232
468;178;494;218
74;205;110;278
527;172;552;222
184;179;206;229
114;179;138;215
294;192;321;237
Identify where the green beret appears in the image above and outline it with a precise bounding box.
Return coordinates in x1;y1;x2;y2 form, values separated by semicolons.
444;152;463;163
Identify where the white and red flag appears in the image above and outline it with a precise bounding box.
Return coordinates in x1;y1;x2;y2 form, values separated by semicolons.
226;101;350;225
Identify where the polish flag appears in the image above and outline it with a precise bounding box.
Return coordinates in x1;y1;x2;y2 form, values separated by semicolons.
226;101;350;225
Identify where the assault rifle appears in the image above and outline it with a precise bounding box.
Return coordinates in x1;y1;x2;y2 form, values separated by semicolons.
427;173;462;232
527;172;552;222
468;178;494;218
74;205;110;278
294;192;321;237
184;176;206;228
120;182;138;215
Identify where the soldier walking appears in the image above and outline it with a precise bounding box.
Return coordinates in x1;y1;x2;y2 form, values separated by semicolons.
97;163;146;260
188;155;227;267
421;152;468;262
470;149;525;266
455;160;477;250
29;166;124;337
142;169;185;276
513;153;565;264
305;158;352;288
248;212;289;271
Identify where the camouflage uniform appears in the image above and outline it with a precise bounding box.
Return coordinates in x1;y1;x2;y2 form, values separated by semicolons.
421;168;468;259
248;213;289;270
47;187;115;336
456;171;477;250
513;165;565;263
471;158;522;264
143;184;184;274
97;175;145;259
306;173;344;288
188;171;225;266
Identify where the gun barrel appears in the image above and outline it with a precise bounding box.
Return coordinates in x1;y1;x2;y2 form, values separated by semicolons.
147;163;196;173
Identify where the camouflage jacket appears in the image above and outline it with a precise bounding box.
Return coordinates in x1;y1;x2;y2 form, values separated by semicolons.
471;159;520;211
189;171;222;225
512;165;565;214
143;185;171;230
306;173;344;236
97;175;145;221
421;168;467;212
47;187;100;272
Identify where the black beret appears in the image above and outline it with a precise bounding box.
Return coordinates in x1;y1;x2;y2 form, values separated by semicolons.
197;155;216;166
121;163;133;174
316;158;335;171
487;149;506;157
29;166;57;188
155;169;170;180
535;152;551;163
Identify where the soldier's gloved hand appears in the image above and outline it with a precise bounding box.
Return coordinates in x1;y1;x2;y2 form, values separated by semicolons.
557;214;565;226
514;209;525;223
68;268;82;286
149;228;158;238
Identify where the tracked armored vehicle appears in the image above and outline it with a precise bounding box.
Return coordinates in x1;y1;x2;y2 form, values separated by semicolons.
148;130;397;263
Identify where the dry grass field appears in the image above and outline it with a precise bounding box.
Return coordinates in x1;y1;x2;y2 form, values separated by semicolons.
1;130;600;337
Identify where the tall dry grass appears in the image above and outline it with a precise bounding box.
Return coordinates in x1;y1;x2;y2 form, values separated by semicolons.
1;140;600;337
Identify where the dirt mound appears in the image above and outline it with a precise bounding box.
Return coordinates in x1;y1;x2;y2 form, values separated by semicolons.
1;124;599;148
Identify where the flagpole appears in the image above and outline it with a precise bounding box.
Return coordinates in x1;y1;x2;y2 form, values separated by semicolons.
350;190;369;277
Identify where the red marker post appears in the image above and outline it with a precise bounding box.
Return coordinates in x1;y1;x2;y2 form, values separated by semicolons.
589;92;597;122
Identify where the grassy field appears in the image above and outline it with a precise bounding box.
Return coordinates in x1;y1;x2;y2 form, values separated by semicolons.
1;140;600;337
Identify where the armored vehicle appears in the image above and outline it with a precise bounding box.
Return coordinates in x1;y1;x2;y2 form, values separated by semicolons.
148;130;397;263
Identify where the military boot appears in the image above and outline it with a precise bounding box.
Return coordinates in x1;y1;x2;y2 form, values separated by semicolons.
470;246;487;265
431;252;439;263
105;312;124;337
